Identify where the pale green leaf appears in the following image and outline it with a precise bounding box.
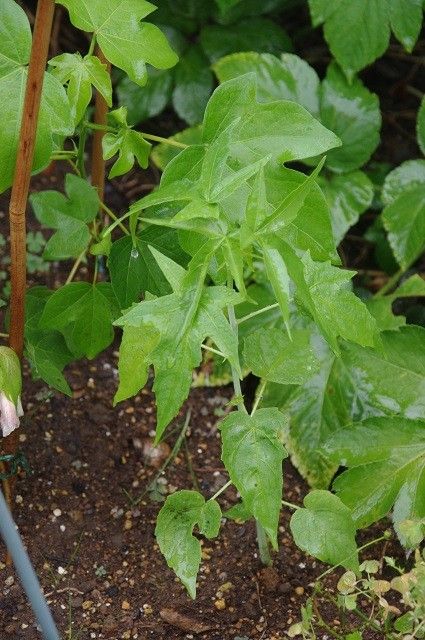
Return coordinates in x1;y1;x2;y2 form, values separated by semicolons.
114;325;160;404
0;0;31;74
290;490;359;572
219;408;287;548
103;108;151;178
49;52;112;125
382;159;425;205
57;0;178;85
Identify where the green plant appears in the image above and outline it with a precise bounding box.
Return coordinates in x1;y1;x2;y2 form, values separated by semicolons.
0;0;424;605
288;547;425;639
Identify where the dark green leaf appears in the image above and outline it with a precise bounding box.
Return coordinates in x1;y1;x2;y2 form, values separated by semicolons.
173;46;214;125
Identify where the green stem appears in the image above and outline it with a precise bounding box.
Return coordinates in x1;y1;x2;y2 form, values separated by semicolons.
282;499;300;510
251;379;267;416
65;250;86;285
99;201;129;236
374;257;416;297
237;303;279;325
209;479;232;502
87;34;96;57
141;132;188;148
84;121;115;133
201;343;226;358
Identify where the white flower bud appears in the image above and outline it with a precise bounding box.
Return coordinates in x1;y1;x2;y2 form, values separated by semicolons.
0;392;22;438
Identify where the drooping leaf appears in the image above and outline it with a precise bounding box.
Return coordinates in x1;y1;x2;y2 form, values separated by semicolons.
200;18;292;63
156;490;222;598
103;107;152;178
40;282;119;359
243;328;320;385
172;46;214;125
108;227;188;308
219;408;287;547
114;325;160;404
24;287;74;395
290;490;359;572
49;52;112;125
319;171;374;245
325;417;425;544
115;244;241;439
0;0;73;194
30;174;99;260
57;0;178;85
263;325;425;488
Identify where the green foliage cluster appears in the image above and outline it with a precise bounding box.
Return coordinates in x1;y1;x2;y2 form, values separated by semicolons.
0;0;424;600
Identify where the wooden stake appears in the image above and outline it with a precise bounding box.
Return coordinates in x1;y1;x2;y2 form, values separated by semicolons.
3;0;56;508
91;46;111;207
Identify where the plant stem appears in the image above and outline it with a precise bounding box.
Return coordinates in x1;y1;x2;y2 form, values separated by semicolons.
237;303;279;325
65;250;86;285
374;257;417;297
281;499;300;510
209;479;232;502
87;34;96;57
251;379;267;416
99;201;129;235
4;0;55;520
141;132;188;148
201;343;226;358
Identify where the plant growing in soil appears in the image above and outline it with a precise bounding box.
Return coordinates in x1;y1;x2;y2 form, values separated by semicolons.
0;0;424;606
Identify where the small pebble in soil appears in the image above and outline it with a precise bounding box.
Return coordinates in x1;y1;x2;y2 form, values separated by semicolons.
121;600;131;610
53;508;62;517
214;598;226;610
57;566;67;575
295;586;305;596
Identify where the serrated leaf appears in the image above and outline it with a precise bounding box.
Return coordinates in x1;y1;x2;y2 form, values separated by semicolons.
108;227;187;308
382;185;425;269
0;346;21;404
261;242;290;322
290;490;359;572
40;282;118;359
320;64;381;173
49;52;112;125
57;0;178;85
320;171;374;245
243;328;320;385
219;408;287;548
30;174;99;260
282;247;378;353
155;490;221;598
0;0;73;194
262;325;425;488
325;417;425;540
382;159;425;205
115;244;240;439
173;45;213;125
